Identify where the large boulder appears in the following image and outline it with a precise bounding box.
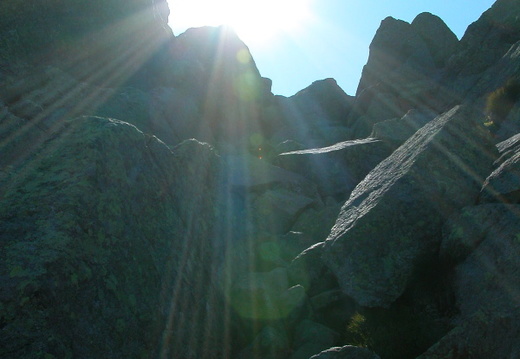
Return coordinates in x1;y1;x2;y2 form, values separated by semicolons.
321;105;497;307
371;109;438;146
422;203;520;358
0;116;226;358
171;26;275;150
0;0;174;87
410;13;459;69
276;138;392;199
310;345;380;359
442;0;520;100
479;133;520;204
348;14;456;138
274;78;354;147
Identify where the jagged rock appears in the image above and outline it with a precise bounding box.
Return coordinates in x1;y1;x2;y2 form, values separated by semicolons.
276;138;392;199
447;204;520;318
321;106;497;307
479;137;520;203
443;0;520;100
0;0;173;87
228;268;309;322
411;13;459;68
417;312;520;359
310;345;381;359
371;109;438;146
291;202;343;244
293;319;340;350
218;154;321;238
349;13;457;138
0;116;225;358
288;243;338;297
238;326;291;359
423;204;520;357
171;26;275;150
274;78;354;147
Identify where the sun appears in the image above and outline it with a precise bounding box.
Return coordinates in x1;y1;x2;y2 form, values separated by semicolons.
168;0;312;45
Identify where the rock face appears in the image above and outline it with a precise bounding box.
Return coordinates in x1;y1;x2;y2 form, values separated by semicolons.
424;203;520;358
0;0;173;87
310;345;380;359
275;79;355;147
276;138;392;199
0;117;225;358
2;0;520;358
480;133;520;203
348;13;458;138
443;0;520;100
322;106;497;307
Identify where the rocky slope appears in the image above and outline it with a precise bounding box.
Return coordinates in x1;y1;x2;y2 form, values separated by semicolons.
1;0;520;358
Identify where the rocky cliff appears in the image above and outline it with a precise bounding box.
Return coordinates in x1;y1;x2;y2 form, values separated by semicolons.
1;0;520;358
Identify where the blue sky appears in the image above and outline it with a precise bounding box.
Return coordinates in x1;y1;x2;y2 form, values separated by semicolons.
168;0;497;97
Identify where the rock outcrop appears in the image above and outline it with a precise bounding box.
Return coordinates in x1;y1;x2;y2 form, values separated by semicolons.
0;117;225;358
348;13;458;138
321;106;497;307
2;0;520;358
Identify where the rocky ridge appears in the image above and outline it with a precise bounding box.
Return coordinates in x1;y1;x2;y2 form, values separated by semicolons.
1;0;520;358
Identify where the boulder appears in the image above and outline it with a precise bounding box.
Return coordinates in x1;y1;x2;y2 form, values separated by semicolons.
443;0;520;100
171;26;274;150
238;326;290;359
276;138;392;199
423;204;520;358
227;268;310;328
288;243;338;297
347;14;452;138
479;137;520;203
445;204;520;318
321;105;497;307
274;78;354;147
410;13;459;68
0;0;174;87
371;109;438;146
417;313;520;359
0;116;225;358
310;345;380;359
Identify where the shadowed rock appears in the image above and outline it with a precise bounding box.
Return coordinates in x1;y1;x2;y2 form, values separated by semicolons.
321;105;497;307
276;138;392;199
310;345;380;359
0;116;225;358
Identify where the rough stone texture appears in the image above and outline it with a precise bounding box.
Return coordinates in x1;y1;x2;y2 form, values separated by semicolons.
371;109;438;146
293;319;340;349
0;116;225;358
276;138;392;199
411;13;459;68
238;326;290;359
310;345;381;359
449;204;520;318
0;0;173;87
417;312;520;359
171;26;276;150
288;243;338;297
479;135;520;204
422;204;520;358
347;14;455;138
227;268;309;323
322;106;498;307
274;78;354;147
443;0;520;100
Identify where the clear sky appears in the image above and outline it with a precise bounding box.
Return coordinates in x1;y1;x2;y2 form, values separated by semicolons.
167;0;497;97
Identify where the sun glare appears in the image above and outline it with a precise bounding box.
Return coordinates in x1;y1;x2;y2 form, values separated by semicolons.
168;0;312;45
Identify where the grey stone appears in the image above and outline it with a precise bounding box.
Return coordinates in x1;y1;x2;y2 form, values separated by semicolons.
276;138;392;199
310;345;380;359
322;106;497;307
